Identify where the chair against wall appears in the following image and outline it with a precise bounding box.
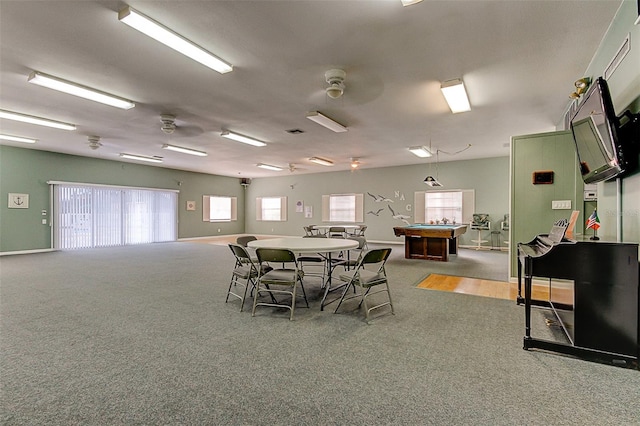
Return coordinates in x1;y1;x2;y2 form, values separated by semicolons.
470;214;491;250
253;248;309;320
226;244;273;312
500;214;510;250
333;248;394;323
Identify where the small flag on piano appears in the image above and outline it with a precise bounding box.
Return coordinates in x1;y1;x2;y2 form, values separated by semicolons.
586;209;600;231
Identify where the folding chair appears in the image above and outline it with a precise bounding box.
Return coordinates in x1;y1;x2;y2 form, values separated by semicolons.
226;244;273;311
253;248;309;320
333;248;394;323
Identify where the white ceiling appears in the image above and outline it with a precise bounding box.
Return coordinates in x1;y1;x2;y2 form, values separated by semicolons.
0;0;621;178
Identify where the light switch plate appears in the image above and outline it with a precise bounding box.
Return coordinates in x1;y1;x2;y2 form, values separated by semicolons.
552;200;572;210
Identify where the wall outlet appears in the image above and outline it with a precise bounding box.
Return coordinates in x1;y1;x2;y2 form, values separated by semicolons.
42;219;47;225
217;228;221;233
551;200;572;210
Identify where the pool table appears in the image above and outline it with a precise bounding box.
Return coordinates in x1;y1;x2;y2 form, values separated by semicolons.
393;224;468;261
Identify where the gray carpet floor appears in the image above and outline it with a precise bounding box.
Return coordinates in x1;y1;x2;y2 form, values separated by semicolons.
1;242;638;425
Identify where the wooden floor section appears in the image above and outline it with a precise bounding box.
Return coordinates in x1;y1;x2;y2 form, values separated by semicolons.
417;274;553;301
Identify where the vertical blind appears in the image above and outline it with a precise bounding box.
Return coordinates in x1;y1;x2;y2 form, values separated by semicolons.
52;183;177;250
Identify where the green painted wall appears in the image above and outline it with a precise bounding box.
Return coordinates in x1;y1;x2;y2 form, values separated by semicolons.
510;130;583;276
0;146;245;252
0;146;509;253
580;0;640;243
245;156;510;246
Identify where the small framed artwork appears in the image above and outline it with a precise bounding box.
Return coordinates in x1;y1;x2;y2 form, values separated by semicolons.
186;200;196;211
532;171;554;185
8;193;29;209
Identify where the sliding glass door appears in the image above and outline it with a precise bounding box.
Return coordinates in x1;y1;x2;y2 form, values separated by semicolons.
52;183;177;250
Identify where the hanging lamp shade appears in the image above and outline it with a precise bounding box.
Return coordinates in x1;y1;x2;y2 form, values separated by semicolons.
424;176;443;187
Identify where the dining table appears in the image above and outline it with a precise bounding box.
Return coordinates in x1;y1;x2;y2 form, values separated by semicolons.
247;236;359;310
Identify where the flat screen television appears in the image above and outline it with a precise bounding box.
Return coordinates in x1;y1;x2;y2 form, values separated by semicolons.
569;77;638;184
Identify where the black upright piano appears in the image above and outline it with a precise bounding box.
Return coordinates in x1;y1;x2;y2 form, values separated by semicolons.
518;234;639;369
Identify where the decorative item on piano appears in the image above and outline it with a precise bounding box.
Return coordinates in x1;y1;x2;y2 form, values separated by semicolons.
586;209;600;240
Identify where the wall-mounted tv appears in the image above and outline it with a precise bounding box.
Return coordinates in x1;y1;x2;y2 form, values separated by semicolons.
569;77;638;184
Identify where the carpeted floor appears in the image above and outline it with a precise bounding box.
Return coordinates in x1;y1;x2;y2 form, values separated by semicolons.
1;242;638;425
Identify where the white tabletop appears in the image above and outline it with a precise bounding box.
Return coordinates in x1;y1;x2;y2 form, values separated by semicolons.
248;237;358;253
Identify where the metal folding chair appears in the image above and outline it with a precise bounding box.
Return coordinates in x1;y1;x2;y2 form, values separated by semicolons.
333;248;395;323
226;244;273;311
252;248;309;320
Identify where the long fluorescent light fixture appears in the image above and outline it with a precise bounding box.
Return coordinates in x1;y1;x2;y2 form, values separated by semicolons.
309;157;334;166
118;6;233;74
0;134;38;144
27;71;135;110
401;0;424;6
0;109;76;130
162;143;207;157
119;153;163;163
306;111;348;133
440;79;471;113
409;146;432;158
221;131;266;147
257;163;283;171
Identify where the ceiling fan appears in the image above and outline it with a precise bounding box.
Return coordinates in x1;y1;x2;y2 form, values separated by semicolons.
159;114;203;137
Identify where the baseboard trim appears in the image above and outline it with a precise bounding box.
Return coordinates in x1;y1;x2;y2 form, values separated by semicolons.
0;248;57;256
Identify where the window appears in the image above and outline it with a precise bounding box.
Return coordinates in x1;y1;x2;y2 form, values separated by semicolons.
414;190;474;224
202;195;237;222
256;196;287;221
51;183;177;250
321;193;364;222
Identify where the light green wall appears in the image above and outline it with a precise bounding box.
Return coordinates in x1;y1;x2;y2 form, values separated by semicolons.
245;157;510;246
0;146;245;252
510;130;583;276
1;145;509;253
581;0;640;243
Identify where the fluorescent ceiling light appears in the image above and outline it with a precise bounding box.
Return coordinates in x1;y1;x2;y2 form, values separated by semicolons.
221;131;266;147
306;111;348;133
309;157;334;166
440;79;471;113
257;163;283;171
118;6;233;74
162;143;207;157
0;134;38;144
0;109;76;131
119;153;163;163
401;0;424;6
27;71;135;110
409;146;432;158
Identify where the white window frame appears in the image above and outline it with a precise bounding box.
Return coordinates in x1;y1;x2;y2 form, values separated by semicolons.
202;195;237;222
414;189;474;224
321;193;364;223
256;196;287;221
